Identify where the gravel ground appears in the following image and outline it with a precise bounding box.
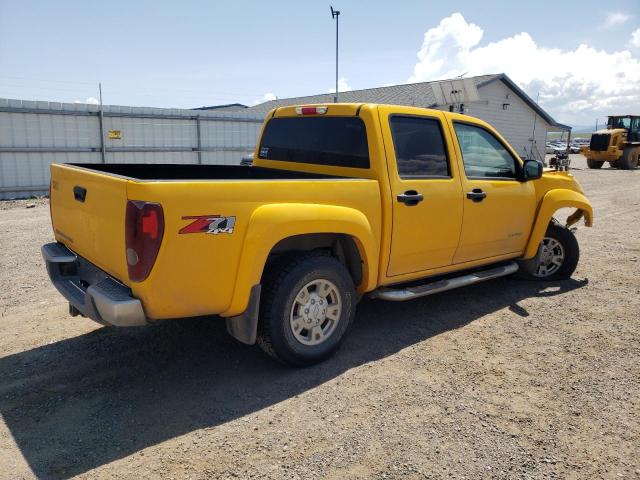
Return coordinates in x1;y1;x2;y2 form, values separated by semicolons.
0;155;639;479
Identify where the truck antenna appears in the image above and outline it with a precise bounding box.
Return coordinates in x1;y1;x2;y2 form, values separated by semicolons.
330;6;340;103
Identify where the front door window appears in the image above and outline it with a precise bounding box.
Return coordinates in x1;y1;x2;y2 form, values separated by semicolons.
453;123;517;179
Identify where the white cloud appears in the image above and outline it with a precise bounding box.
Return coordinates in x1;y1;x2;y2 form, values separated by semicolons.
252;92;277;105
408;13;640;124
74;97;99;105
630;28;640;48
328;77;352;93
409;13;483;83
602;12;630;29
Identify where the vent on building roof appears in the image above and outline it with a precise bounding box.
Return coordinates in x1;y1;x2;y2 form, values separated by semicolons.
432;78;479;106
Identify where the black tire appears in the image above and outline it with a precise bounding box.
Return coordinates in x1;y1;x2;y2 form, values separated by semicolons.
517;223;579;281
257;253;356;366
618;147;639;170
586;159;604;169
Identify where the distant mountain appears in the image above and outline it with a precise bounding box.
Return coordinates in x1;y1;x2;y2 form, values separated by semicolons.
570;125;597;133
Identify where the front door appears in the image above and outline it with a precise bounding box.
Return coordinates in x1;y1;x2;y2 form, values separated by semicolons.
379;107;464;277
450;121;536;264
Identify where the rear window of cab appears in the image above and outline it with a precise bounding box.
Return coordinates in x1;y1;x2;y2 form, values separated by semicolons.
258;116;370;169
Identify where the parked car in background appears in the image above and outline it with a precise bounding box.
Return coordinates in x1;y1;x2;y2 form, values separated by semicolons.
549;143;567;154
569;143;581;153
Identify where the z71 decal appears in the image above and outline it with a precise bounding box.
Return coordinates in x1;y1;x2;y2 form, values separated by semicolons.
179;215;236;235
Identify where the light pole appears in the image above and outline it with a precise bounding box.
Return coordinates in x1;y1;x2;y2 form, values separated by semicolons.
330;6;340;103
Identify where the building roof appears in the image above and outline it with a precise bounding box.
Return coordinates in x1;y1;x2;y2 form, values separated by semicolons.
192;103;248;112
244;73;568;130
243;75;494;115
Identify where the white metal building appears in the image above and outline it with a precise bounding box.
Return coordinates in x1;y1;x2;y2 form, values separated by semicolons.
0;99;263;199
244;73;570;162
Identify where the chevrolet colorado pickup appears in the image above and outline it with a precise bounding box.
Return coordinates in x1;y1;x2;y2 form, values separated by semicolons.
43;103;593;365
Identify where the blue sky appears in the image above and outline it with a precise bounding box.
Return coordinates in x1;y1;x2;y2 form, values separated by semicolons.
0;0;638;125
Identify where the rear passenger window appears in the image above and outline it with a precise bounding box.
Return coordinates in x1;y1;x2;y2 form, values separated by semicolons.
390;116;449;177
258;116;369;168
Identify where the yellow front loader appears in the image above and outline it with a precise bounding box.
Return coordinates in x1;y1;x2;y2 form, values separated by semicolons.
581;115;640;170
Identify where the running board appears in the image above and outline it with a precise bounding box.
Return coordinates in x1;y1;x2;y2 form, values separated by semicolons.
370;261;519;301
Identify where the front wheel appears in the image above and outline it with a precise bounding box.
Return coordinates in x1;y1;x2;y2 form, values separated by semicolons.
517;223;580;280
618;147;639;170
257;253;356;366
586;159;604;169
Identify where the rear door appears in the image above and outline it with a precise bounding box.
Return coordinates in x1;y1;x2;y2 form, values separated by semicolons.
450;121;536;264
50;164;129;281
379;107;464;276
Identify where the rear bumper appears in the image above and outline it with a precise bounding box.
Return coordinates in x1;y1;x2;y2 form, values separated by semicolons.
42;242;147;327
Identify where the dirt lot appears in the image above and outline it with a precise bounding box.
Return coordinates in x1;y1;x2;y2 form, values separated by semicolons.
0;155;638;479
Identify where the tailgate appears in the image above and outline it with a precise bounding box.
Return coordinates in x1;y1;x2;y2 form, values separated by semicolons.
50;164;129;283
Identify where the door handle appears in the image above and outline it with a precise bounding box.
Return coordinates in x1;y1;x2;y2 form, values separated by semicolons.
397;190;424;206
466;188;486;202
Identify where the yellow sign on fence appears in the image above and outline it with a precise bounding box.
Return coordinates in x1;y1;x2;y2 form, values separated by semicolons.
108;130;122;139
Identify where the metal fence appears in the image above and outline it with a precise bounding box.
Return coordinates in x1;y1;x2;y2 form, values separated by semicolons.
0;98;264;199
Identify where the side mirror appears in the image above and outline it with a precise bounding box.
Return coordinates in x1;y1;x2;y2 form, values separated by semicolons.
522;159;543;181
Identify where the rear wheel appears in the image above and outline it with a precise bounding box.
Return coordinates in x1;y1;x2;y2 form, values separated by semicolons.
517;223;579;281
618;147;639;170
257;253;356;366
586;159;604;169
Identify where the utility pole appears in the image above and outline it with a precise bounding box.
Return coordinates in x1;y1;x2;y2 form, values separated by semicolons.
330;6;340;103
98;83;106;163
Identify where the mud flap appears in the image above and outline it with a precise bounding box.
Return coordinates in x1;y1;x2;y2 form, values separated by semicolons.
517;242;544;277
225;284;261;345
566;209;585;228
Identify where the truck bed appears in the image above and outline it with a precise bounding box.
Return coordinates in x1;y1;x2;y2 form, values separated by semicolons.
49;161;380;320
67;163;343;180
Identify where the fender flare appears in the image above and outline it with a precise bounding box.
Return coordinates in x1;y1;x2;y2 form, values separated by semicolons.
220;203;379;317
523;189;593;259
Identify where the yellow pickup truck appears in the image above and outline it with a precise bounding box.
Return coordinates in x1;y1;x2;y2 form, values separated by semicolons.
43;103;593;365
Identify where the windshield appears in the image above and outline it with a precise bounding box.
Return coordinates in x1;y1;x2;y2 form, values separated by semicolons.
608;117;631;129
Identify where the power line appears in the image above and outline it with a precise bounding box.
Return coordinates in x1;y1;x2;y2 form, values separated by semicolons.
0;76;273;97
0;85;263;106
0;75;97;86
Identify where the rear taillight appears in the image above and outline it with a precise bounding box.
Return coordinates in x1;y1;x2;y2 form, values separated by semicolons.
48;181;53;229
295;106;327;115
125;200;164;282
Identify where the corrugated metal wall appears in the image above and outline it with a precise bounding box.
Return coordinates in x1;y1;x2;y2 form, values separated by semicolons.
0;98;264;199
